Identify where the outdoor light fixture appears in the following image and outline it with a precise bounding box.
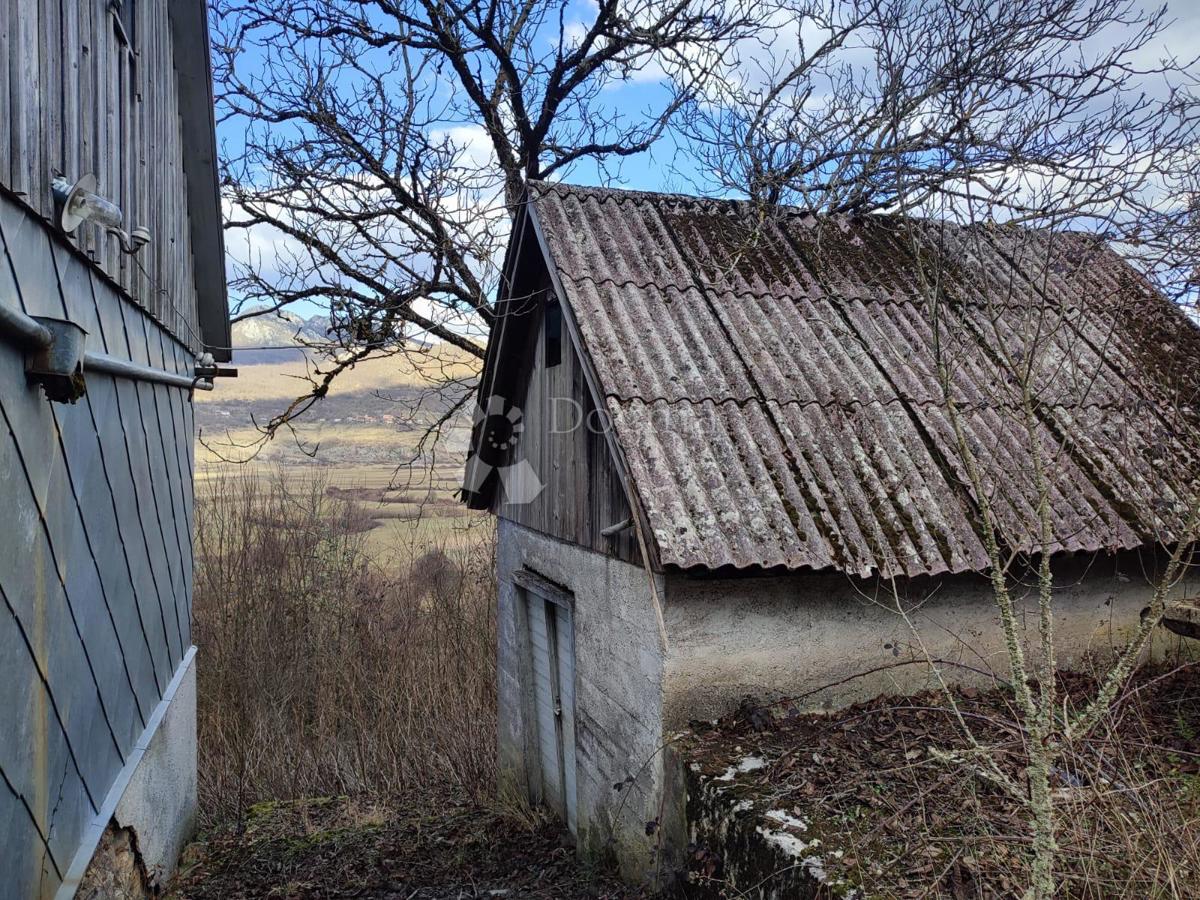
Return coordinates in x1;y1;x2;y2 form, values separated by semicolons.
52;173;152;253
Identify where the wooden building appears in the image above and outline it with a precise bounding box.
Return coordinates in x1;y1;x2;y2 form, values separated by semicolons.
0;0;228;895
464;181;1200;880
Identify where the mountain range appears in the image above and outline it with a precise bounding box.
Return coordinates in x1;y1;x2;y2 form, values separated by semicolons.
228;311;334;364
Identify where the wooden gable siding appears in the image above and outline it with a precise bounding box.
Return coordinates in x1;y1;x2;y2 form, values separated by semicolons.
0;0;201;353
493;292;640;566
0;191;195;899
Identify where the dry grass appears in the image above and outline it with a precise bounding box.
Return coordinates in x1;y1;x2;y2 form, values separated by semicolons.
193;468;497;828
168;794;651;900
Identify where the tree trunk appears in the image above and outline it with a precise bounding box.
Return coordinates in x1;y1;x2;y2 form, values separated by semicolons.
1026;754;1056;900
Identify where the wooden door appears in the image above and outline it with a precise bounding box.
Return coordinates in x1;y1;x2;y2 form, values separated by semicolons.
526;585;577;833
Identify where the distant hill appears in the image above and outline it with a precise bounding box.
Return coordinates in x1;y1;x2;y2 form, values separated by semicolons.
197;315;482;467
206;349;478;403
228;312;332;364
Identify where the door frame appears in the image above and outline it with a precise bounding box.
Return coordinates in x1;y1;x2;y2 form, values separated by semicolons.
513;567;578;833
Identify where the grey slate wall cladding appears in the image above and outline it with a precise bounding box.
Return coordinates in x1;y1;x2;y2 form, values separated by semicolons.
0;192;196;899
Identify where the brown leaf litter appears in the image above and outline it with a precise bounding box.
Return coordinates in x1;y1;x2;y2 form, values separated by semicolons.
681;664;1200;898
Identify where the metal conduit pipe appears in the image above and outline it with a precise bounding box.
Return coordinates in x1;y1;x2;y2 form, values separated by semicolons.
84;352;214;391
1;302;214;391
0;303;54;349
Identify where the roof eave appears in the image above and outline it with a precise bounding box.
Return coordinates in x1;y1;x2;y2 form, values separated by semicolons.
169;0;231;361
461;196;538;510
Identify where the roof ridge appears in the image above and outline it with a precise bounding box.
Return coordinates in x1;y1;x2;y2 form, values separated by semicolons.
479;175;1200;576
526;178;819;218
607;394;1179;414
555;269;1103;314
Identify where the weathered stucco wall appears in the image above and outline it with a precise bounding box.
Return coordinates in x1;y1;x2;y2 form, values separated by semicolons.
496;519;675;881
497;522;1196;887
72;649;197;898
663;552;1195;727
110;648;197;888
65;648;196;898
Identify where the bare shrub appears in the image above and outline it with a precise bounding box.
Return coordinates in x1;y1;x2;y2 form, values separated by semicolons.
192;468;496;827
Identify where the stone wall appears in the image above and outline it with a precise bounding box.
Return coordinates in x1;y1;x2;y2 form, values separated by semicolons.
495;519;674;881
76;824;154;900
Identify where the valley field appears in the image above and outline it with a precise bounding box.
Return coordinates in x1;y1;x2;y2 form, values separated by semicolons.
194;337;484;564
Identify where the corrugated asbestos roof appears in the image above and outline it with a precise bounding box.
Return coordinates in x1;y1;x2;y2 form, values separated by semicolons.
526;181;1200;578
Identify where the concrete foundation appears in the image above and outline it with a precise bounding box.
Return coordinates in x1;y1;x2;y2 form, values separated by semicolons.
70;649;197;898
496;525;1196;884
113;649;197;886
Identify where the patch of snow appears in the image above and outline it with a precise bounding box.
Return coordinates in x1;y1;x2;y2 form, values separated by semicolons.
715;755;768;782
755;825;813;858
756;822;832;885
803;856;828;882
730;800;754;814
764;809;808;832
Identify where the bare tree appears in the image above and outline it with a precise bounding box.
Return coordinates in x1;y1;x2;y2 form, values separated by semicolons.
693;1;1200;895
211;0;757;449
900;217;1199;900
684;0;1197;256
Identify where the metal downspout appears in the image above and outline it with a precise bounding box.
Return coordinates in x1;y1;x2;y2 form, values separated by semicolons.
0;303;54;349
83;352;214;392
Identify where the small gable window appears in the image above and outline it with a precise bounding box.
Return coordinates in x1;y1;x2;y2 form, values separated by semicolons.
544;296;562;368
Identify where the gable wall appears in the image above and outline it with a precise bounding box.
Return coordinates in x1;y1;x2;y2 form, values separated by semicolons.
495;519;674;881
491;290;640;565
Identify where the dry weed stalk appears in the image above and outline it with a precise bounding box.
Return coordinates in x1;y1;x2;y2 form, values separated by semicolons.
192;468;497;827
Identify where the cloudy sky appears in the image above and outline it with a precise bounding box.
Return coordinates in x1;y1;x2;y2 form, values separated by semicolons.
215;0;1200;330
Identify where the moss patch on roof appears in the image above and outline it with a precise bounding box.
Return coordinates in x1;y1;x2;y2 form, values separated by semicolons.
511;181;1200;577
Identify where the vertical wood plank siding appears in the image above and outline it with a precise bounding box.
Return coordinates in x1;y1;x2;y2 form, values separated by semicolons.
3;0;202;352
493;294;640;565
0;0;204;887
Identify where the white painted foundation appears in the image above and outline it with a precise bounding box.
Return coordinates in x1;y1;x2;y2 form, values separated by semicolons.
112;649;197;886
60;648;197;898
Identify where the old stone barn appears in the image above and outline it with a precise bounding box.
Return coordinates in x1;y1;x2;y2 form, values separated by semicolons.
462;181;1200;876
